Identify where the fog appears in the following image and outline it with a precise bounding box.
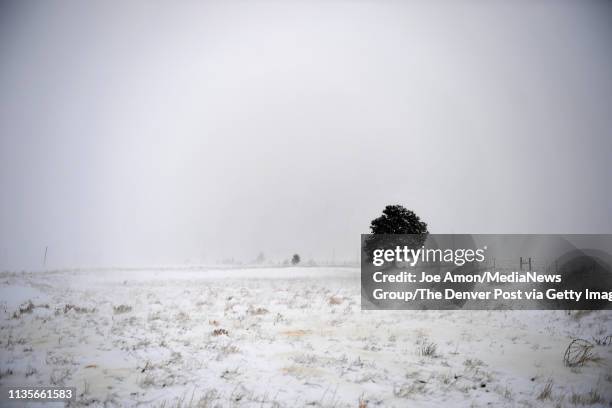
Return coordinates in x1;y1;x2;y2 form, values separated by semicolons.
1;1;611;270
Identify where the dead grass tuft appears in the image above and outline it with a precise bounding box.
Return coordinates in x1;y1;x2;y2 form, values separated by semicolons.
592;335;612;346
569;389;603;405
537;379;553;400
63;304;95;314
248;306;269;315
394;381;426;398
329;296;343;305
281;329;310;337
113;304;132;314
212;328;229;336
417;342;438;357
155;389;221;408
12;300;34;318
0;368;13;379
563;339;598;367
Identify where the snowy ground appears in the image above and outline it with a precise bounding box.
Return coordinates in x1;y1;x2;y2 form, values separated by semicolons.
0;267;611;407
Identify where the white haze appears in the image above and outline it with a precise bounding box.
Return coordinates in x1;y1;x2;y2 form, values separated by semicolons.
0;0;611;269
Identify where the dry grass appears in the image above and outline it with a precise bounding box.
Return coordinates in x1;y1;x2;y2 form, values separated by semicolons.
0;368;13;379
12;300;34;318
248;306;269;315
537;379;553;400
212;328;229;336
25;366;37;377
394;381;426;398
569;389;603;405
281;329;310;337
329;296;343;305
592;335;612;346
563;339;598;367
418;342;438;357
63;304;95;314
3;269;612;407
113;304;132;314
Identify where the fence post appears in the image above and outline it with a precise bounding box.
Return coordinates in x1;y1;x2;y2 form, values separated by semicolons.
528;257;532;272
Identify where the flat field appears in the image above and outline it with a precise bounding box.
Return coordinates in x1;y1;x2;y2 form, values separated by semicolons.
1;267;610;407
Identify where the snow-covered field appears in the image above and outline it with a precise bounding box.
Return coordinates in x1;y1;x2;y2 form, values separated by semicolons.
1;267;611;407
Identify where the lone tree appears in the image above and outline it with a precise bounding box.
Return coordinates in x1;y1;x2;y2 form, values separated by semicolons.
291;254;301;265
370;205;428;235
364;205;428;265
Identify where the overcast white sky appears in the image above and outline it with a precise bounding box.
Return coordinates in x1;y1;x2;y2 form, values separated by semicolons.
1;0;611;269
